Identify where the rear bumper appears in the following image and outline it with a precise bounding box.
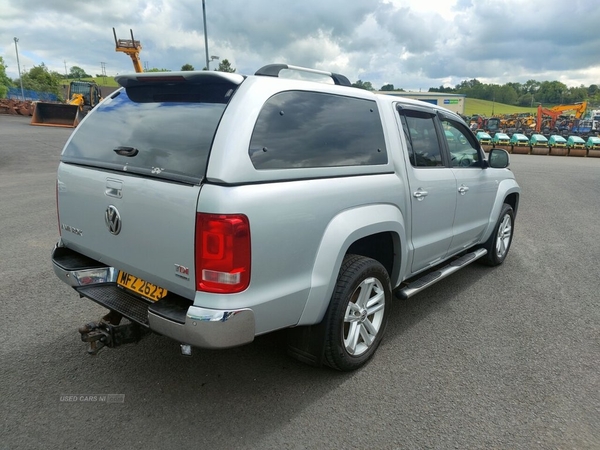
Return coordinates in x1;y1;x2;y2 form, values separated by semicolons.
148;307;255;349
51;244;255;349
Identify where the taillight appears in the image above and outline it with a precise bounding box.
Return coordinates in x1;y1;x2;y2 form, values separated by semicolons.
195;213;251;293
56;180;61;236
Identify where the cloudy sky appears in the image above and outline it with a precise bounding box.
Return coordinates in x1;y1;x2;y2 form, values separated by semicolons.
2;0;599;91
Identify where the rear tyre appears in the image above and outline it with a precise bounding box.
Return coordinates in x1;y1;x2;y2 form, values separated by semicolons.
324;255;391;371
481;203;514;266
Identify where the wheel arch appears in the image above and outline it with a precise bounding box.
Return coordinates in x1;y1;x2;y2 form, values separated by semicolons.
481;179;520;242
504;191;520;217
296;204;407;326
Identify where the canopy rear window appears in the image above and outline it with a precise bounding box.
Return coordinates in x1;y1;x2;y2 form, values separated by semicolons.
61;81;237;184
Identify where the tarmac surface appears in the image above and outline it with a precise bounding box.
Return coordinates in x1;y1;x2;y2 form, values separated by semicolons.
1;114;599;449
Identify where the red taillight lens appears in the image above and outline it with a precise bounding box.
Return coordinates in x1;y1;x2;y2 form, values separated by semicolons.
195;213;251;293
56;180;61;236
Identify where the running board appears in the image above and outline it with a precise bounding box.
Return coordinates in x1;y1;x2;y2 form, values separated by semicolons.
396;248;488;300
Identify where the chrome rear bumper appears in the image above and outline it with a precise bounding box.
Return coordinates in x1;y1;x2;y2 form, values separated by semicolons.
52;243;255;349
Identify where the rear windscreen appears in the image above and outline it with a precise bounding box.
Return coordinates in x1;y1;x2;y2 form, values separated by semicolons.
61;82;236;184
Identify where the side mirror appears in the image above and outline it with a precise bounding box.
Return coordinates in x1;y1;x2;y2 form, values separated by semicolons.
488;148;510;168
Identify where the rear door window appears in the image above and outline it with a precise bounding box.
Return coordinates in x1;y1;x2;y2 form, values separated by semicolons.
249;91;387;169
61;82;236;184
398;108;444;167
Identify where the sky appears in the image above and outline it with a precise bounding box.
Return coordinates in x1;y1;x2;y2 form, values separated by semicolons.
1;0;600;91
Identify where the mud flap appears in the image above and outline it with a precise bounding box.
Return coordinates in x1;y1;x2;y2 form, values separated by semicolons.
286;321;327;367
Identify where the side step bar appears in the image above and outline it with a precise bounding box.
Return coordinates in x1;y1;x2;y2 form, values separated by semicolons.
396;248;488;300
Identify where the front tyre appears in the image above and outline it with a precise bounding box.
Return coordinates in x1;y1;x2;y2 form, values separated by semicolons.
324;255;391;371
482;203;515;266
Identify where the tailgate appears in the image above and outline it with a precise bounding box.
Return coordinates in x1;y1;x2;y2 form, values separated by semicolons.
56;71;244;299
58;164;200;299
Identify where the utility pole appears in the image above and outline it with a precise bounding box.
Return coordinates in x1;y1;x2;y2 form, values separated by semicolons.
202;0;209;70
101;62;107;85
14;37;25;101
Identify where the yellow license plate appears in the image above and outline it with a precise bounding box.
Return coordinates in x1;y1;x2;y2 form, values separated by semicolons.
117;271;168;302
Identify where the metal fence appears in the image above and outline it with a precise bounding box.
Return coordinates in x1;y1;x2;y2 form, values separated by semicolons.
7;87;58;102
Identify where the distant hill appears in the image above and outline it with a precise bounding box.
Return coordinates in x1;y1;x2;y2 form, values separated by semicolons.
465;98;537;116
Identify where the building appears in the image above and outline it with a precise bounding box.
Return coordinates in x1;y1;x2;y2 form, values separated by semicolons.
378;91;466;115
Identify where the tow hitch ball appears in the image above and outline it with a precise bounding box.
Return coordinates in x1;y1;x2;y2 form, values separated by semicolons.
78;312;149;355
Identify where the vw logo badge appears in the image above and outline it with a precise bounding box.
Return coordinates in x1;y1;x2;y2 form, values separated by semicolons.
105;205;122;235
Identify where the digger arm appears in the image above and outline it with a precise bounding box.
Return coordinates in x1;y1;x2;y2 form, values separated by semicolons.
548;101;587;118
127;54;144;74
113;28;144;73
575;101;587;119
536;104;584;132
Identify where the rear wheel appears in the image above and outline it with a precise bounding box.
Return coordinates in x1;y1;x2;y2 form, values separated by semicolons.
324;255;391;371
481;203;514;266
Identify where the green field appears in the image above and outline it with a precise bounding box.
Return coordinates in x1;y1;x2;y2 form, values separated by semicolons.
465;98;537;116
83;76;120;87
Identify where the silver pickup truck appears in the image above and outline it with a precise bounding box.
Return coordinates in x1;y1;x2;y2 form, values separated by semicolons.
52;64;520;371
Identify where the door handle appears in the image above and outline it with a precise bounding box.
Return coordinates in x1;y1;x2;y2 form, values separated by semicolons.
413;189;429;201
105;178;123;199
113;146;139;157
458;185;470;195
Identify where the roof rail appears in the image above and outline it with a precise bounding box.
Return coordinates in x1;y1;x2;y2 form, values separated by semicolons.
254;64;351;87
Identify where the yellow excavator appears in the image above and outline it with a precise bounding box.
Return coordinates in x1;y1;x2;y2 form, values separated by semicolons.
30;81;102;128
31;28;143;127
113;28;143;73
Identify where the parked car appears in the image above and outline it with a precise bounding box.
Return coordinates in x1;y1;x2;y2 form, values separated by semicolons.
566;135;586;149
50;64;520;371
492;132;510;146
585;136;600;149
548;135;567;148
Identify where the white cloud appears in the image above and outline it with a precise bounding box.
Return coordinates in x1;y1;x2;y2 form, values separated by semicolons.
1;0;599;90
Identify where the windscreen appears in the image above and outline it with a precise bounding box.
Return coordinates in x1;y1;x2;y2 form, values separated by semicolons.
61;82;236;184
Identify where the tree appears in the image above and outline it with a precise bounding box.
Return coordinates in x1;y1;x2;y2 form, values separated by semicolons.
215;59;236;73
497;85;518;105
537;80;568;104
18;64;63;99
69;66;90;79
523;79;540;94
565;85;587;103
429;85;454;93
454;78;488;100
517;93;535;107
380;84;394;91
181;64;195;71
145;68;171;72
352;80;374;91
505;82;523;96
0;56;13;98
588;84;600;104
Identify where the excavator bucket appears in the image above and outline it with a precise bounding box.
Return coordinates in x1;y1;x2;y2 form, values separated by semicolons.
30;102;83;128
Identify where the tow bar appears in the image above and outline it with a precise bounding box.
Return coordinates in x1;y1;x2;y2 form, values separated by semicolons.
78;312;150;355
